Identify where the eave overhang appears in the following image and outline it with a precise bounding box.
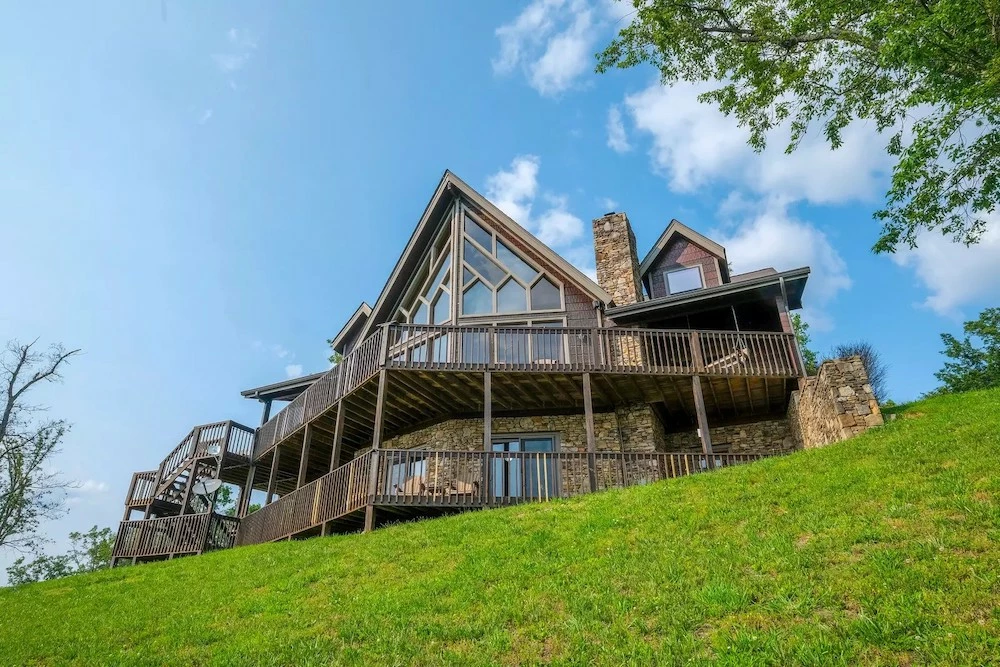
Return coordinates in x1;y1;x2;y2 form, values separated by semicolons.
331;302;372;355
240;371;325;402
607;266;809;324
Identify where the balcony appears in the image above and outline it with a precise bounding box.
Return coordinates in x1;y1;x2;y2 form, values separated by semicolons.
253;325;802;459
112;513;240;562
236;448;779;546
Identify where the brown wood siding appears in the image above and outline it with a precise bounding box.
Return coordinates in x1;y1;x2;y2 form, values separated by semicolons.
646;238;723;299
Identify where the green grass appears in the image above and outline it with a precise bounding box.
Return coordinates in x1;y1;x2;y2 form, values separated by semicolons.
3;389;1000;665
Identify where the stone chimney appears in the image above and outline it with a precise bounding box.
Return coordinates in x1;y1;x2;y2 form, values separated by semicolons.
593;212;643;306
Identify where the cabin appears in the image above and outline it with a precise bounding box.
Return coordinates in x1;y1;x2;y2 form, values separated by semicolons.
112;171;881;564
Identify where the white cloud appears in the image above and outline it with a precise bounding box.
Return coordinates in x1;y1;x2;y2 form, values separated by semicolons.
213;27;257;75
485;155;540;225
493;0;604;96
485;155;593;275
606;105;631;153
624;81;891;205
598;196;618;211
714;198;852;330
198;109;213;125
76;479;108;494
891;218;1000;318
285;364;304;379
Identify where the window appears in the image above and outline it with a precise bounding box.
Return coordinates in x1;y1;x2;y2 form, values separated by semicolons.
664;266;703;294
491;435;556;498
460;212;563;315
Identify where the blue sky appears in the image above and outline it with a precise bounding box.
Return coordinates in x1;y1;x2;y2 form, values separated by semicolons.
2;0;998;566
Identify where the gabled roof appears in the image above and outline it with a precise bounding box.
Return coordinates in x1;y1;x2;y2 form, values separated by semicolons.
360;170;613;339
639;219;728;278
330;302;371;355
607;266;809;323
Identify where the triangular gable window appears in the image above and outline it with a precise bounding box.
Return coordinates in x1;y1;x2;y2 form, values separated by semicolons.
396;220;452;326
459;211;563;316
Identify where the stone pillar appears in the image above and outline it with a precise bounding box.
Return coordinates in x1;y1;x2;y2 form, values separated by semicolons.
788;355;884;449
592;212;643;307
593;212;645;367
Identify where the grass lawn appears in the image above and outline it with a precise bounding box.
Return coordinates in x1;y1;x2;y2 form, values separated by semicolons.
2;389;999;665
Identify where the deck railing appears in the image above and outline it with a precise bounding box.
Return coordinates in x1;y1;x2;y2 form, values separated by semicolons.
236;451;373;545
372;448;771;507
253;325;801;459
124;470;159;507
236;448;776;547
154;420;256;493
112;512;239;561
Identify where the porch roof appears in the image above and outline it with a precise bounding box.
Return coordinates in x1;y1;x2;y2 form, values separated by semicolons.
606;267;809;324
240;371;325;402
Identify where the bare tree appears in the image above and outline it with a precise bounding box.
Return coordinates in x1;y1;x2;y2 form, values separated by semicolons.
0;340;80;551
831;341;889;404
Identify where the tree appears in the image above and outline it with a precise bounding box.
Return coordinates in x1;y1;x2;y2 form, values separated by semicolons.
6;525;114;586
0;340;80;552
326;342;343;367
791;313;819;375
933;307;1000;393
831;340;889;403
598;1;1000;253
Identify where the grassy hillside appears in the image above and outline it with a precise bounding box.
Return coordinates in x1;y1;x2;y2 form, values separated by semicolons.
2;390;1000;665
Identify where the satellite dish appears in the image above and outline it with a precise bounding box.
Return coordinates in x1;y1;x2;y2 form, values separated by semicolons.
193;478;223;496
206;443;223;457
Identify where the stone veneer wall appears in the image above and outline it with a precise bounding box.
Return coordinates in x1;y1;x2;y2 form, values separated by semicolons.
382;403;665;453
592;212;643;306
788;355;883;449
662;417;798;454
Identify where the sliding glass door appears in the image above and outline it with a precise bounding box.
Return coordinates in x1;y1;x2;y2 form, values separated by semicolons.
490;436;556;499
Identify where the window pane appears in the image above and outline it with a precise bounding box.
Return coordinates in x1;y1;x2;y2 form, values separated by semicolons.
413;302;429;324
464;240;506;286
432;291;450;324
462;267;475;285
530;277;560;310
427;253;450;297
464;215;493;251
461;331;489;363
462;280;492;315
497;279;526;313
666;266;702;294
496;240;537;283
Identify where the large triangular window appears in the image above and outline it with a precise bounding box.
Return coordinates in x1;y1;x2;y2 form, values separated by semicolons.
395;221;452;326
460;213;562;316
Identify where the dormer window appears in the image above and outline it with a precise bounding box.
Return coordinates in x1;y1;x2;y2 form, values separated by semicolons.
664;266;703;294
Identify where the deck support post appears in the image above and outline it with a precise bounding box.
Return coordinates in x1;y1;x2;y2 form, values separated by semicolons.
260;399;273;425
364;369;388;533
330;401;345;472
297;424;312;488
265;446;281;505
692;376;715;469
483;372;492;450
583;373;598;492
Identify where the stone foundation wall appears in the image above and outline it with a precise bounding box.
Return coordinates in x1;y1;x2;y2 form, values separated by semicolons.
788;355;883;449
383;403;665;453
662;417;797;454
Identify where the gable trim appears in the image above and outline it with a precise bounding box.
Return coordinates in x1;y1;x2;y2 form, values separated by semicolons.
330;302;372;354
639;219;728;278
361;171;612;339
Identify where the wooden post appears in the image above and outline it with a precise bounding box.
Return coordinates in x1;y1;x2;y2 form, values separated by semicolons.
297;424;312;488
329;401;345;472
265;447;281;505
583;373;598;492
260;399;272;425
364;369;388;532
780;277;808;376
483;371;492;450
692;376;715;468
691;331;704;372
